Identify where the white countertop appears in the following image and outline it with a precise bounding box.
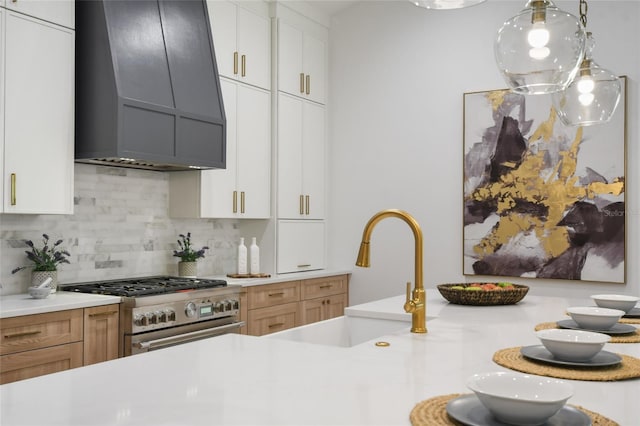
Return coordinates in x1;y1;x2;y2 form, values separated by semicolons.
207;268;352;287
1;291;638;425
0;292;122;318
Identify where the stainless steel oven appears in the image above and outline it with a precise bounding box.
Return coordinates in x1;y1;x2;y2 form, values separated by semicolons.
61;276;244;356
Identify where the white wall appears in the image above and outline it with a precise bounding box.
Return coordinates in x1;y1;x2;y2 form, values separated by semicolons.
327;0;640;304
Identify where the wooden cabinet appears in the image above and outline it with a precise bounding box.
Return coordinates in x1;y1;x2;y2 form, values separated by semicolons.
83;305;119;366
207;0;270;90
170;79;270;219
244;274;349;336
1;4;74;214
278;19;326;104
0;304;120;384
277;220;325;273
277;93;325;220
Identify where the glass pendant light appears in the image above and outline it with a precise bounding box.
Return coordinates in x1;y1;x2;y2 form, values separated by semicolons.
411;0;486;9
494;0;586;95
552;1;621;126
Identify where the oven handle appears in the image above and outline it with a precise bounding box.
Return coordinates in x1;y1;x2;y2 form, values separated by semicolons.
135;321;245;351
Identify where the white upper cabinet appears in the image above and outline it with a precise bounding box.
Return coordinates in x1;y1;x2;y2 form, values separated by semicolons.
169;78;271;219
1;7;74;214
277;220;325;273
278;20;326;105
207;0;270;90
277;93;325;220
4;0;74;29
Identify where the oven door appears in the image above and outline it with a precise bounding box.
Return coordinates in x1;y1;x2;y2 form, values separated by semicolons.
126;317;245;356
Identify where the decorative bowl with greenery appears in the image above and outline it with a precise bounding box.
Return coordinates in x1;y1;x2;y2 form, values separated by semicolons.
173;232;209;262
11;234;71;274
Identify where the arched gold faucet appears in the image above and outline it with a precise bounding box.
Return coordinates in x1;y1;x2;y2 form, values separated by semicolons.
355;209;427;333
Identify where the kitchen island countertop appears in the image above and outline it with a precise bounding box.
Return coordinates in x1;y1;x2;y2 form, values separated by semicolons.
1;290;638;425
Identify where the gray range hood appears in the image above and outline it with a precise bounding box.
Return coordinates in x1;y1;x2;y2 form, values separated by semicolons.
75;0;226;171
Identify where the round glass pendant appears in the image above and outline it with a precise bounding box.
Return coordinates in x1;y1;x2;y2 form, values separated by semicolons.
412;0;486;9
495;0;586;95
552;33;621;126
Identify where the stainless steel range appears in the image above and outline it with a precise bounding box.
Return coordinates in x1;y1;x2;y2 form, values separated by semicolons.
61;276;243;356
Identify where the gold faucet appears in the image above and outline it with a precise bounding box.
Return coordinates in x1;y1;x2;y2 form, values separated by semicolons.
355;209;427;334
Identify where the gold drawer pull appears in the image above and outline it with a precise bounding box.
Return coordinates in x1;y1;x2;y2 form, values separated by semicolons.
233;190;238;213
305;195;310;215
10;173;17;205
297;264;311;268
268;322;284;328
319;285;333;289
305;74;310;95
299;73;305;93
88;310;118;318
4;330;41;339
240;191;245;214
233;51;238;75
241;54;246;77
268;292;285;297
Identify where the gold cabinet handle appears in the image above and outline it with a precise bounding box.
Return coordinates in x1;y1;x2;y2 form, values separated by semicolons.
297;264;311;268
88;310;118;318
240;191;245;214
268;322;284;328
233;190;238;213
268;292;285;297
10;173;17;205
305;74;310;95
241;54;246;77
233;52;239;75
299;73;305;93
4;330;41;339
299;194;304;215
305;195;310;215
319;284;332;289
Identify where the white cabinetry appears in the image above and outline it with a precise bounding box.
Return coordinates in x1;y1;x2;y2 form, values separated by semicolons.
207;0;270;90
277;220;325;273
278;20;326;105
277;93;325;220
4;0;74;29
170;78;270;219
1;4;74;214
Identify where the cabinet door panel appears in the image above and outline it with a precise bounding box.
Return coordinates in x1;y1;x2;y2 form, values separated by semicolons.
277;21;303;98
0;342;83;385
4;12;74;214
325;294;347;321
302;101;325;219
303;33;326;104
83;305;119;366
207;0;237;80
0;8;4;212
277;221;325;273
237;6;270;89
5;0;75;29
299;299;323;325
277;94;303;218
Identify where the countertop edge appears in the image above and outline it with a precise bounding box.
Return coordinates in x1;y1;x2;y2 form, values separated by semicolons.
0;293;122;318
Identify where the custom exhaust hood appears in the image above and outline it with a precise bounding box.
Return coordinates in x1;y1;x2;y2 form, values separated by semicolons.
75;0;226;171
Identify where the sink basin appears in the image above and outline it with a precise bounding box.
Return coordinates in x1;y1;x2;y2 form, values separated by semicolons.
266;315;410;347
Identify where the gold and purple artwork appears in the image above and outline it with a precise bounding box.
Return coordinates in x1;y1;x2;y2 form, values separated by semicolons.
463;78;626;283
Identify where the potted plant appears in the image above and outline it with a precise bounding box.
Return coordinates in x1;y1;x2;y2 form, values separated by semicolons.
173;232;209;278
11;234;71;293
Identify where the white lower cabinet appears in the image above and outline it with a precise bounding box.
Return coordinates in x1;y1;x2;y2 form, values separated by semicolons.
277;220;325;273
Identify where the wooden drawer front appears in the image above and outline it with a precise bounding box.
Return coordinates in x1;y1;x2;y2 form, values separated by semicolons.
0;342;83;385
1;310;83;356
247;302;300;336
301;275;348;300
325;293;348;319
300;293;348;325
248;281;301;310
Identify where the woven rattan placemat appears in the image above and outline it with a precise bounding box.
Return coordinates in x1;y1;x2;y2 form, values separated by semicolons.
493;346;640;381
620;316;640;325
409;393;618;426
534;322;640;343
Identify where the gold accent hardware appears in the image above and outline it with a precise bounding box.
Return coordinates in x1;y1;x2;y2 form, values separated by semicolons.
268;322;284;328
299;73;305;93
375;341;390;347
233;191;238;213
319;285;332;289
88;311;118;318
305;75;310;95
268;292;285;297
233;52;238;75
531;0;546;24
240;191;245;213
10;173;16;205
299;194;304;215
321;300;326;305
305;195;310;215
297;264;311;268
241;55;246;77
356;209;427;334
4;330;41;339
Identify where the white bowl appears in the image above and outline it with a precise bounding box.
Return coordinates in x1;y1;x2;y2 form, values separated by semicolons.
591;294;639;314
466;371;573;425
536;329;610;362
567;306;625;330
28;286;52;299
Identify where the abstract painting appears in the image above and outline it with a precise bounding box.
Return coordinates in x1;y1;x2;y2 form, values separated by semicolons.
463;78;626;283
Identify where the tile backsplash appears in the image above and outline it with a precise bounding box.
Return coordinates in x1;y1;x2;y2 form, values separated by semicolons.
0;164;239;295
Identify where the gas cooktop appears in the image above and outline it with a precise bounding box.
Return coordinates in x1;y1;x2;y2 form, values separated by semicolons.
61;276;228;297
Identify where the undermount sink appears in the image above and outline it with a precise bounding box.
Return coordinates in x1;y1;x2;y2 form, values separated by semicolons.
266;315;410;348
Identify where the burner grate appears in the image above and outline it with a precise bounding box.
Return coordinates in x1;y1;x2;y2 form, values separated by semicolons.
62;276;227;297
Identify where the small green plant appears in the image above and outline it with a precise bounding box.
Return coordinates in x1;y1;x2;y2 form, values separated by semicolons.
11;234;71;274
173;232;209;262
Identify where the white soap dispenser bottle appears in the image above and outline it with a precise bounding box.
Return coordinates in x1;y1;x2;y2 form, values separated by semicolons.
237;238;247;275
250;237;260;275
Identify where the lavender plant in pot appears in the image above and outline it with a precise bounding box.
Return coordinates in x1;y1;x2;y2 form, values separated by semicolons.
11;234;71;293
173;233;209;278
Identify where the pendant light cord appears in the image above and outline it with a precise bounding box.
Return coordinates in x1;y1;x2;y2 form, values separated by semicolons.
579;0;588;28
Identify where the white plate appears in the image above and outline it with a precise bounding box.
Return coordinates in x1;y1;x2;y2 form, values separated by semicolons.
446;394;591;426
520;345;622;367
557;319;636;335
